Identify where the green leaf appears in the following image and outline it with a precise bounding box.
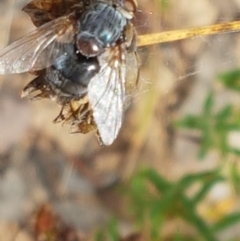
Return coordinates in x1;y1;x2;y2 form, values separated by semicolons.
218;69;240;91
215;105;232;121
192;176;224;204
127;174;150;221
160;0;169;8
148;187;180;240
229;162;240;194
107;218;120;241
179;171;218;191
225;124;240;131
94;219;120;241
198;144;209;159
180;195;217;241
212;213;240;232
95;229;105;241
203;92;214;117
174;115;202;129
143;168;171;192
228;147;240;156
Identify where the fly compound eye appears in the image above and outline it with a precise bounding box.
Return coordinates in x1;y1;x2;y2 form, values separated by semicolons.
77;36;103;57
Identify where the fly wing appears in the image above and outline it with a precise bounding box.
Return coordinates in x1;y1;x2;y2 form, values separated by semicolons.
88;47;126;145
124;51;139;108
0;15;75;74
23;0;79;26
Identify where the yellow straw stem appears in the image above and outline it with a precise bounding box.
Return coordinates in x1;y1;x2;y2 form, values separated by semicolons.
137;20;240;47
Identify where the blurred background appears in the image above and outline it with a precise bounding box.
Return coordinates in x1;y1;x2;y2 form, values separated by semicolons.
1;0;240;240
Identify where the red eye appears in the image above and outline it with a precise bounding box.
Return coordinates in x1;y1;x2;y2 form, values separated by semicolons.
77;37;103;57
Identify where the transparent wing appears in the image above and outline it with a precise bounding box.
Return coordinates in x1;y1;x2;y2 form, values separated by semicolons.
124;51;139;107
0;15;74;74
88;48;127;145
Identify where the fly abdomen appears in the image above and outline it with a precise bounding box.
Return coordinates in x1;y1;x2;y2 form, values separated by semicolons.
23;44;100;103
47;51;99;98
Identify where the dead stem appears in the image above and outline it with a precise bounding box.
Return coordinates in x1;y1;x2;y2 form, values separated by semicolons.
137;20;240;47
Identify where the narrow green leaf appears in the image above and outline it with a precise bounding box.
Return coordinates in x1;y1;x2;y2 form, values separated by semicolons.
143;168;171;192
212;213;240;232
95;229;105;241
174;115;202;129
229;162;240;194
192;176;224;204
203;92;214;117
225;124;240;131
215;105;232;120
228;147;240;156
179;171;218;191
198;145;209;159
180;195;217;241
218;69;240;91
160;0;170;8
148;188;180;239
107;218;120;241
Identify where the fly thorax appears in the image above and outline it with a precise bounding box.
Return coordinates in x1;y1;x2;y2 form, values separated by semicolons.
76;2;127;57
